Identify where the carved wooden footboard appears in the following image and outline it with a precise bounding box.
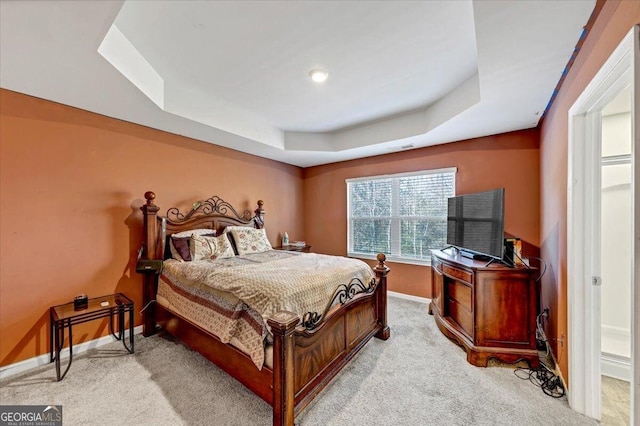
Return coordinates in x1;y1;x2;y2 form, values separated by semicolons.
138;192;389;426
270;255;389;424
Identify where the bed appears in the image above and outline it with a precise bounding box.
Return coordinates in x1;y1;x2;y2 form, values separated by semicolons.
138;191;390;426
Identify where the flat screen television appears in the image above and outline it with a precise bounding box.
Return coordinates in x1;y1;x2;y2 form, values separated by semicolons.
446;188;505;260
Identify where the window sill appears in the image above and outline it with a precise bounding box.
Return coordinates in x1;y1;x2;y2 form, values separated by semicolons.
347;252;431;267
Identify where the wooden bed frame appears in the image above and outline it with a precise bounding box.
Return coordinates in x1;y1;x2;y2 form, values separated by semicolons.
139;191;390;426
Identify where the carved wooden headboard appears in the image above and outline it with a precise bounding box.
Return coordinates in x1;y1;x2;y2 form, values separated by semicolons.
140;191;265;261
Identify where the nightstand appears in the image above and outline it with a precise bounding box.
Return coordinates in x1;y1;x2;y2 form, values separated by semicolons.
49;293;134;381
274;244;311;253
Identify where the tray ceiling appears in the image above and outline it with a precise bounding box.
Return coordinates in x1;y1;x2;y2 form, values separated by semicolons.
0;1;595;167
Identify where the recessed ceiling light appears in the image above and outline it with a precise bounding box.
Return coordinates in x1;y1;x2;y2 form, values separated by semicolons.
309;69;329;83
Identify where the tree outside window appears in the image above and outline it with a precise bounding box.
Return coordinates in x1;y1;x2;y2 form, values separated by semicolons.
347;168;456;264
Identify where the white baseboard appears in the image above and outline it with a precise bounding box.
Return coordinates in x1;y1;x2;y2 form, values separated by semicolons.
388;290;430;305
602;325;631;337
601;324;631;358
601;352;631;382
0;325;143;380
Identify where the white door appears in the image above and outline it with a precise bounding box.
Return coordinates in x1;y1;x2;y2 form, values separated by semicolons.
568;26;639;423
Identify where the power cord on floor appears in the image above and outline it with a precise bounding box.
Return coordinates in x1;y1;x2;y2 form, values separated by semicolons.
513;309;565;398
514;362;565;398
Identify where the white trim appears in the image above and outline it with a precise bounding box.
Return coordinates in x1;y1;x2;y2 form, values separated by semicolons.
345;167;457;183
602;153;632;166
568;28;635;421
0;325;143;380
602;324;632;339
348;252;431;266
631;24;640;425
346;167;456;263
601;352;631;382
602;325;632;361
388;290;430;305
568;109;603;420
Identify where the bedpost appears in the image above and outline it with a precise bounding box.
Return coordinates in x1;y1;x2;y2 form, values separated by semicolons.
254;200;265;229
374;253;390;340
267;311;299;426
142;191;160;258
141;191;160;337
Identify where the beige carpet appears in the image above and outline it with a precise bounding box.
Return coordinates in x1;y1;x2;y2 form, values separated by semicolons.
0;297;596;425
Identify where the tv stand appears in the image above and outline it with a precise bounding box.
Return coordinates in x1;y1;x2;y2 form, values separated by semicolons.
429;249;540;367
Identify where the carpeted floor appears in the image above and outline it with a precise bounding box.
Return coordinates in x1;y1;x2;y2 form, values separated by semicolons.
0;297;596;425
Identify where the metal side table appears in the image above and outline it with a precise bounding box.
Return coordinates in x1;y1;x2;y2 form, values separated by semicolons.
49;293;134;381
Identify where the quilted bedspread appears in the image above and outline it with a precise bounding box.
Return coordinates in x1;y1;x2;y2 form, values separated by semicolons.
158;250;375;368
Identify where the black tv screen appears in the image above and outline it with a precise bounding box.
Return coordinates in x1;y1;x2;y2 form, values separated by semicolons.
446;188;505;259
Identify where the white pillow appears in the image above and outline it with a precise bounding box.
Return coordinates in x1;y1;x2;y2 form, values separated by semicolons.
229;228;272;255
169;228;216;261
223;225;253;255
190;233;235;261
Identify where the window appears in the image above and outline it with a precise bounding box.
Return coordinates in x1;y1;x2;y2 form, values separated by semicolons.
347;168;456;265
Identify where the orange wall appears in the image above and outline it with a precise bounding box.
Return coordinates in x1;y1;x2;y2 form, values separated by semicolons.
0;89;304;366
539;0;640;383
4;1;631;375
303;129;540;298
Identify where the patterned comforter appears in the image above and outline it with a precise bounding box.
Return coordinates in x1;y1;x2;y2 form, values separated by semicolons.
157;250;375;369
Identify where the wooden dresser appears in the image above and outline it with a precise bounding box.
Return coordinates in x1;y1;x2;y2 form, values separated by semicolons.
430;249;540;367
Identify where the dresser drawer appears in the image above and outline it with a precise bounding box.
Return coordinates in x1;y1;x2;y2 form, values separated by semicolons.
448;298;473;338
446;281;472;311
442;264;472;284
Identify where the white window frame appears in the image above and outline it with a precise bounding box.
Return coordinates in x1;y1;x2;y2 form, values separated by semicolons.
346;167;457;266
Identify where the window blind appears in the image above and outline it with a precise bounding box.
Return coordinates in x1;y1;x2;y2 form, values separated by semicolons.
347;168;456;263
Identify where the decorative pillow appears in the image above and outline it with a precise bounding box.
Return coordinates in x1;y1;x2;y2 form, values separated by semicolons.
170;229;216;261
229;228;272;255
223;226;250;255
190;233;235;261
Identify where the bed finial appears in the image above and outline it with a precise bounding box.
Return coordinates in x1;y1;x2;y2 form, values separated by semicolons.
254;200;265;229
375;253;389;273
144;191;156;205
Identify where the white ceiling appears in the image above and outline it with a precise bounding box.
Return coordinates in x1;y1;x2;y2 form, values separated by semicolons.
0;0;595;167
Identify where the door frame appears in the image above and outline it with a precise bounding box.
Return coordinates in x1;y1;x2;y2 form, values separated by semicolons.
567;27;637;422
